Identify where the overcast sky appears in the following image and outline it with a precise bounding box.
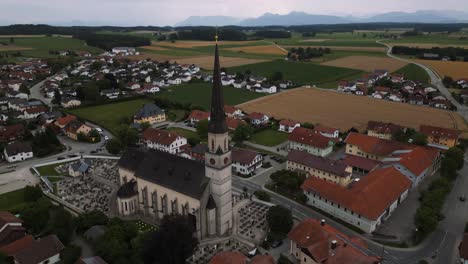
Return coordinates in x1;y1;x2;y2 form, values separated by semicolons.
1;0;468;26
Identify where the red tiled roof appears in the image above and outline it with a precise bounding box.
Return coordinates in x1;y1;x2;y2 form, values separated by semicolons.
251;255;275;264
389;147;439;176
288;150;350;177
279;119;299;127
224;105;240;114
0;124;25;141
142;128;185;146
420;125;460;140
301;167;411;220
344;132;411;156
246;112;266;120
232;148;261;165
0;235;34;256
226;117;246;130
367;121;403;135
188;110;210;121
56;115;77;127
288;219;380;264
0;211;22;226
24;106;47;114
289;127;332;149
375;86;391;93
342;155;381;172
13;234;64;264
209;252;248;264
314;125;339;135
460;233;468;259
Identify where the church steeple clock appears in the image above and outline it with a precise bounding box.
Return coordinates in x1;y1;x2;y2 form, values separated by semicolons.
204;32;233;236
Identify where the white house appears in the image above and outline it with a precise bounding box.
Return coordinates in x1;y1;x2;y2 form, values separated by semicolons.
4;142;33;163
127;82;141;90
288;127;334;157
231;148;263;176
279;119;300;133
100;89;120;99
233;80;246;89
167;77;182;85
258;85;277;94
246;112;269;126
314;125;340;139
221;77;235;86
61;97;82;109
112;47;136;54
142;128;188;155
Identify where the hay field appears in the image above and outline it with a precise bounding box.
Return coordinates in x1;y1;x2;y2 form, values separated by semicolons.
175;56;270;69
412;60;468;79
283;45;387;52
155;40;258;48
140;45;169;51
0;45;32;51
321;55;408;72
223;45;287;55
237;87;467;135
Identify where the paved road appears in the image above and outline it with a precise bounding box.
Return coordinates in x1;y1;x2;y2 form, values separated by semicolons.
232;152;468;264
30;78;52;106
377;40;468;122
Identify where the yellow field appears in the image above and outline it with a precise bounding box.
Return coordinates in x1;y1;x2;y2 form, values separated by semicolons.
237;87;467;135
0;45;32;51
283;45;387;52
140;45;169;51
154;40;258;48
223;45;287;55
413;59;468;79
321;56;408;72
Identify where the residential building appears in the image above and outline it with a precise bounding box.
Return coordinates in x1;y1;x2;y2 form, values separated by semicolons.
54;115;77;129
133;103;166;125
345;132;411;161
0;124;25;142
61;97;81;108
224;105;243;118
0;212;26;247
367;121;404;140
420;125;460;149
2;234;64;264
301;167;411;233
231;148;263;176
342;155;381;174
314;125;340;139
188;110;210;126
288;218;381;263
4;142;33;163
279;119;300;133
65;120;92;141
288;127;334;157
287;149;352;186
190;143;208;162
226;117;246;131
246;112;269;126
141;128;187;154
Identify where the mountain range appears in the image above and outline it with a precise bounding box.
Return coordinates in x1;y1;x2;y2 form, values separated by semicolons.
175;10;468;27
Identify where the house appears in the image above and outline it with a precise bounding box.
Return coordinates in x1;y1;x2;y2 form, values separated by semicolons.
391;74;405;83
141;128;188;154
432;99;451;110
0;124;25;142
209;252;275;264
4;142;33;163
279;119;300;133
231;148;263;176
190;144;208;162
246;81;261;90
288;127;334;157
355;86;368;96
6;89;28;99
246;112;269;126
288;218;381;263
382;147;441;187
55;115;77;129
221;77;234;86
100;89;120;99
367;121;404;140
142;83;160;94
65;121;92;140
76;257;108;264
342;155;381;174
374;69;388;79
127;82;141;90
257;85;277;94
187;110;210;126
68;160;92;177
0;211;26;247
460;234;468;264
167;77;182;85
420;125;460;149
287;149;352;186
233;80;246;89
5;234;64;264
224;105;243;118
374;86;391;95
301;167;411;233
112;47;136;54
314;125;339;139
7;80;22;91
226;117;246;131
20;106;47;120
61;97;81;108
345;132;411;161
133;103;166;125
279;80;293;89
424;87;438;94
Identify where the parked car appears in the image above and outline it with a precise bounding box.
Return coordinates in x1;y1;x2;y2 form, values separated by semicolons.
104;136;109;141
95;128;103;132
460;195;466;202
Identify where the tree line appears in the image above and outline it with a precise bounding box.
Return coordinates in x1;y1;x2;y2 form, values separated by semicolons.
73;33;151;51
392;46;468;62
287;47;331;61
177;28;248;41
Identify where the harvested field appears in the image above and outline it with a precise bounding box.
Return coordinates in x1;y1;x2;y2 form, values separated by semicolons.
140;45;169;51
0;45;32;51
321;55;408;72
301;39;331;42
223;45;287;55
412;59;468;80
389;43;468;49
237;87;468;136
155;40;258;48
283;45;387;52
176;56;270;70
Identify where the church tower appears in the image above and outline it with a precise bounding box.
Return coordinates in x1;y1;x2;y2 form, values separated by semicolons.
205;34;233;236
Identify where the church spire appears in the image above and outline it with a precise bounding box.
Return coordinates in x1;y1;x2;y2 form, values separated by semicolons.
208;32;227;134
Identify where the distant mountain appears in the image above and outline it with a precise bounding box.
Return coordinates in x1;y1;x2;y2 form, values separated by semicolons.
239;12;351;26
175;10;468;27
175;16;243;27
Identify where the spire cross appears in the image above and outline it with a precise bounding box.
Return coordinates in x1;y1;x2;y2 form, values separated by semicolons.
215;27;219;43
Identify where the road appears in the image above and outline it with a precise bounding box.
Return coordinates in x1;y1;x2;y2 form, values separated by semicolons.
30;78;52;106
377;40;468;122
232;152;468;264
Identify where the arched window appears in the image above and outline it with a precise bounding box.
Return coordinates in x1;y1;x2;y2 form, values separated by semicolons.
211;139;215;151
224;138;227;151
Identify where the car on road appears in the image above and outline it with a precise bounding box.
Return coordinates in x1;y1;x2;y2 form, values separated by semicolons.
90;151;97;154
95;128;103;132
104;136;109;141
57;156;65;160
67;154;78;158
460;195;466;202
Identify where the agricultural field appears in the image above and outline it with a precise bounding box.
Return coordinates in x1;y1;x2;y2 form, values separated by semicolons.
223;44;287;55
386;33;468;46
228;60;363;87
175;56;270;70
0;36;103;58
69;98;153;134
412;59;468;80
272;32;386;47
394;64;430;83
154;40;260;48
320;55;408;72
282;45;387;53
237;87;468;135
156;82;264;110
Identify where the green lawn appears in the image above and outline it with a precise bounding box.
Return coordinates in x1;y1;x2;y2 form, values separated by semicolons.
394;64;430;83
166;109;187;122
156;82;264;110
130;220;158;233
69;98;153;134
167;128;201;141
0;189;27;212
249;129;289;147
0;36;103;58
229;60;363;87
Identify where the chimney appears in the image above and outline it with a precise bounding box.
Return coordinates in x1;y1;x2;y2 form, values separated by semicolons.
331;240;337;250
320;219;326;226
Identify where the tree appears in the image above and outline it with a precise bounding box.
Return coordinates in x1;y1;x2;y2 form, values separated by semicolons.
254;190;271;202
271;71;283;82
106;138;123;155
232;124;253;142
9;37;14;44
116;126;139;147
140;122;151;131
53;89;62;104
278;254;294;264
75;210;109;234
19;85;30;95
24;185;43;202
60;244;82;264
411;132;428;146
302;122;314;129
266;205;293;238
142;215;198;264
196;119;209;140
90;61;103;72
21;198;52;234
48;206;74;244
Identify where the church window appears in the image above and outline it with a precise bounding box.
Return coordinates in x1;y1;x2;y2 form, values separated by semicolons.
224;138;227;151
210;158;216;165
211;139;215;151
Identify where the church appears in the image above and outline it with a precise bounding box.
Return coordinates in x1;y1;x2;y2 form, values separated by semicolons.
116;37;234;239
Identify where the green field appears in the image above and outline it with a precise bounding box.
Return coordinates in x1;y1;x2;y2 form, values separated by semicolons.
272;32;386;47
70;98;152;134
156;82;264;110
387;33;468;46
0;188;27;212
167;128;201;142
228;60;363;87
0;36;103;58
249;129;289;147
394;64;430;83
